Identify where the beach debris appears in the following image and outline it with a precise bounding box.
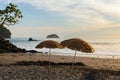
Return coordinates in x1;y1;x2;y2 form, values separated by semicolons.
10;61;86;66
61;38;95;71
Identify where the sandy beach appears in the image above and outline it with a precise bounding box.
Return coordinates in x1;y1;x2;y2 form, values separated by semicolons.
0;53;120;70
1;1;120;80
0;53;120;80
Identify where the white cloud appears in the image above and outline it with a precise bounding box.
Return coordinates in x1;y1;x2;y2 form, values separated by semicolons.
24;0;120;28
1;0;120;30
3;0;25;3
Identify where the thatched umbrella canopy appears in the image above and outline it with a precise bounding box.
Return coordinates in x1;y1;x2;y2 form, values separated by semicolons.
61;38;95;71
61;38;94;53
36;40;64;49
35;40;64;76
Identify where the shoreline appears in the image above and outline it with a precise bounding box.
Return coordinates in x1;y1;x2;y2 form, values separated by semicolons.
35;51;120;59
51;53;120;59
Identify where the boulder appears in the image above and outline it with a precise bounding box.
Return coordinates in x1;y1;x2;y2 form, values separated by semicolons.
26;50;42;53
28;38;37;41
47;34;59;38
0;37;26;53
28;38;38;41
28;38;33;41
0;27;11;38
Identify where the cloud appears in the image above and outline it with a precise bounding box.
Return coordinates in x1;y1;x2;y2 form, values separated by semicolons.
1;0;120;30
2;0;25;3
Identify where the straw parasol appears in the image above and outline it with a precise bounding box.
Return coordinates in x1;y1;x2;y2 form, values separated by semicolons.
61;38;95;70
35;40;64;69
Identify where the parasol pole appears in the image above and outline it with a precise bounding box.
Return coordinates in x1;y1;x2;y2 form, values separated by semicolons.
71;49;77;72
49;48;51;69
48;48;51;80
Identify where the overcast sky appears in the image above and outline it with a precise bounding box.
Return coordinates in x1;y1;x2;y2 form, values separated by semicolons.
0;0;120;40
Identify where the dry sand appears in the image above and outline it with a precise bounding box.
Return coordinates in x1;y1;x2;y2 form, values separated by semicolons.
0;53;120;80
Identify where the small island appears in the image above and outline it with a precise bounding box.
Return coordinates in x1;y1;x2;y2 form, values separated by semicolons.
28;37;37;41
47;34;59;38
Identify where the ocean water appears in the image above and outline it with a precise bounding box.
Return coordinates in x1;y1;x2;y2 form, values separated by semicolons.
8;38;120;57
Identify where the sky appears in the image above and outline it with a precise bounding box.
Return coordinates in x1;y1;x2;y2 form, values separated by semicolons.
0;0;120;40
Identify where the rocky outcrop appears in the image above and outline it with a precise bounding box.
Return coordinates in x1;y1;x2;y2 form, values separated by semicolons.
0;27;11;38
0;37;26;53
47;34;59;38
28;38;37;41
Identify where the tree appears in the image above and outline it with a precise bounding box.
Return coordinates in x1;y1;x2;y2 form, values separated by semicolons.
0;3;23;27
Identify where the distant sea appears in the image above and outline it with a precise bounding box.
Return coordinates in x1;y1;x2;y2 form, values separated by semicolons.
7;38;120;56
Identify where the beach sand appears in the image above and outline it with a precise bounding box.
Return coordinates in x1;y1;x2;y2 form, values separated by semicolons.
0;53;120;80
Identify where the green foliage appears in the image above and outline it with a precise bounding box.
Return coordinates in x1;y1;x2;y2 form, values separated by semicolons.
0;3;23;27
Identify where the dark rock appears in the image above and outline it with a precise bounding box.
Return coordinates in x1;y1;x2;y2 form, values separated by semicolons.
28;38;33;41
27;50;38;53
26;50;43;53
0;27;11;38
47;34;59;38
28;38;37;41
0;37;26;53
